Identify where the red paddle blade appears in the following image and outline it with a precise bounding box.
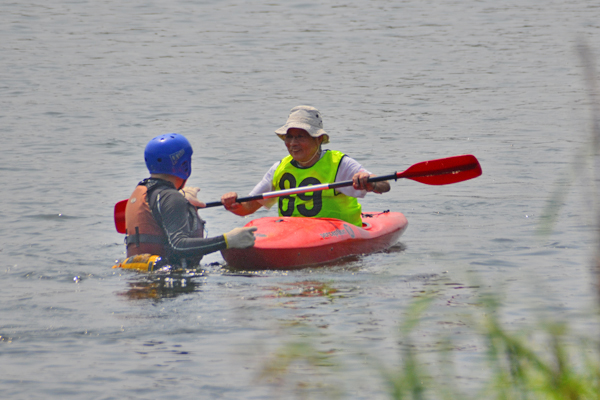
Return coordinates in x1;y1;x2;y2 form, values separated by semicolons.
114;199;127;234
397;154;482;185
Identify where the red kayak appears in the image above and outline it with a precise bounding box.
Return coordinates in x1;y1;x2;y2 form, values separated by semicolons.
221;211;408;270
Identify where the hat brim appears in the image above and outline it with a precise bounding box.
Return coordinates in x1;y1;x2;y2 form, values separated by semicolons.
275;122;329;144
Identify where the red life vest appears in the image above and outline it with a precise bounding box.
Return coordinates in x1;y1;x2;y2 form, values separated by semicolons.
125;185;166;257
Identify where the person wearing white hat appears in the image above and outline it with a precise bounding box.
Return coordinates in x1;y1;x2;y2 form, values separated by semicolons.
220;105;390;226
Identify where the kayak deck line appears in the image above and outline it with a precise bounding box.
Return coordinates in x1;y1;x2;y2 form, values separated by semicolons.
221;211;408;270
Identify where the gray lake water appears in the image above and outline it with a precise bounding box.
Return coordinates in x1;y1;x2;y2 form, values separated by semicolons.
2;0;599;398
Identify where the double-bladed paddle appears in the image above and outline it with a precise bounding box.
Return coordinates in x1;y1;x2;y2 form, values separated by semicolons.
113;154;482;234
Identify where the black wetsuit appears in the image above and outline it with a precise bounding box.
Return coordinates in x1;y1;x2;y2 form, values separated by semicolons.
144;178;227;267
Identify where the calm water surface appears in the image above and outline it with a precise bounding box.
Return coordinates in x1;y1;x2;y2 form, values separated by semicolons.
2;0;599;398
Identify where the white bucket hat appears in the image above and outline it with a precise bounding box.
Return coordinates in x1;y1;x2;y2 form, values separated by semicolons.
275;105;330;144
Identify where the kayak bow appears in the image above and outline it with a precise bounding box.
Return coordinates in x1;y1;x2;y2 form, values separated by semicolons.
221;211;408;270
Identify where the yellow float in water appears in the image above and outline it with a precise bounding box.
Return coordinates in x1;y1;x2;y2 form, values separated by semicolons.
112;254;163;272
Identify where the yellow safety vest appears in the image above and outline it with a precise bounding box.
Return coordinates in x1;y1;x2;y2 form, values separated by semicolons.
273;150;363;226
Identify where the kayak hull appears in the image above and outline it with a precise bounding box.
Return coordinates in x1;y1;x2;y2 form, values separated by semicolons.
221;211;408;270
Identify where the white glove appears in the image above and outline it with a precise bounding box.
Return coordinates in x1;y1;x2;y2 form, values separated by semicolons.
224;227;258;249
179;187;205;208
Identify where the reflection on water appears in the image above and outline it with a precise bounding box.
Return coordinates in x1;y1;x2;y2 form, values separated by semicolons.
117;270;204;301
266;280;340;298
384;242;408;253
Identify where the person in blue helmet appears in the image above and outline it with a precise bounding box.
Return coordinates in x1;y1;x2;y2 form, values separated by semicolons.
125;133;256;268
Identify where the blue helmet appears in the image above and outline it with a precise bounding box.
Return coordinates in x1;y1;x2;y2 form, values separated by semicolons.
144;133;193;180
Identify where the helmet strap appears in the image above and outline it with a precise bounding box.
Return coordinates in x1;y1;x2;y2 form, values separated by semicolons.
176;178;187;190
150;173;187;190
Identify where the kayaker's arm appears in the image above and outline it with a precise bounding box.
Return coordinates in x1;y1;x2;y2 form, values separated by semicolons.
221;192;263;216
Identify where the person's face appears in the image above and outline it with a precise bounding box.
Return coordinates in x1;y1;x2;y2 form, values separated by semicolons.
284;128;320;163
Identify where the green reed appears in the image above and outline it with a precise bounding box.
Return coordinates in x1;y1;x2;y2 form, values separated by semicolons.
258;289;600;400
259;41;600;400
379;291;600;400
